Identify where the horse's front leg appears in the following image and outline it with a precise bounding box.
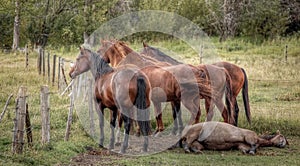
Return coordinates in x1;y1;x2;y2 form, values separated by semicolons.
120;110;131;154
109;108;118;150
96;102;105;148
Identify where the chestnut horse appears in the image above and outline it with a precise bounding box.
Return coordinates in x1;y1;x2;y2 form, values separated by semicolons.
98;40;234;136
141;43;250;126
170;121;288;154
69;46;152;153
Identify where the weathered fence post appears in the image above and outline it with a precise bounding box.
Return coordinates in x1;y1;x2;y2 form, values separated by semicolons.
60;58;68;90
42;49;45;76
52;55;56;86
12;86;27;154
285;44;288;63
58;57;61;90
0;94;13;123
25;104;33;147
38;47;42;75
40;86;50;144
25;45;29;69
65;85;75;141
47;52;50;83
199;44;203;64
88;78;95;137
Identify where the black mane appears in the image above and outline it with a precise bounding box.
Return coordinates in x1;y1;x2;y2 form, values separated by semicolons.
88;49;114;79
146;46;182;65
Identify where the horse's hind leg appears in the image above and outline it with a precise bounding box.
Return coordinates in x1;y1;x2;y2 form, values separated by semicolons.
153;102;164;137
190;141;204;153
205;98;215;121
171;101;183;135
120;110;131;154
234;99;239;126
116;111;122;146
181;97;201;125
109;109;118;150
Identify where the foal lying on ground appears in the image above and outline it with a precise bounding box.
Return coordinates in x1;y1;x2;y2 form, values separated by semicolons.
170;121;288;154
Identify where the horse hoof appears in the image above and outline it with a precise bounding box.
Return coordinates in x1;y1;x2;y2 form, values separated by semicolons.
249;151;255;155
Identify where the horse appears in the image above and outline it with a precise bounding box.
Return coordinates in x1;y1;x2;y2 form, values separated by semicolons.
170;121;288;154
69;46;152;153
141;43;250;126
98;40;234;137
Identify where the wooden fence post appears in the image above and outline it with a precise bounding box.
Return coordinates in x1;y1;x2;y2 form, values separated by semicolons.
88;78;95;137
40;86;50;144
42;49;45;76
58;57;61;90
47;52;50;83
52;55;56;86
65;85;75;141
12;86;27;154
25;45;29;69
38;47;42;75
60;58;68;89
25;104;33;147
285;44;288;63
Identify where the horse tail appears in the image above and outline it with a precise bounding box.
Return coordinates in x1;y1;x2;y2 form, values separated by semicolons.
134;75;151;137
241;68;251;124
224;71;236;126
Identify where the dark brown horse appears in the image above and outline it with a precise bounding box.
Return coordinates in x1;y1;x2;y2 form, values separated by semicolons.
69;46;152;153
170;121;288;154
98;40;234;136
141;43;250;126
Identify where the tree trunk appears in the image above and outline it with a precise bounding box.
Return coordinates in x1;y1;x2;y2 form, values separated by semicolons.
12;0;20;51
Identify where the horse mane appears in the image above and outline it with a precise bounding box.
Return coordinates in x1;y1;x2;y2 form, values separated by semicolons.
144;45;182;65
87;49;114;79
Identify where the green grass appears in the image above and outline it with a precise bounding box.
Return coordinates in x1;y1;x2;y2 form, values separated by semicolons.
1;36;300;165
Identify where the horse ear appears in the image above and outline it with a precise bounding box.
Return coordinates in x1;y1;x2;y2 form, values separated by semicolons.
143;42;148;48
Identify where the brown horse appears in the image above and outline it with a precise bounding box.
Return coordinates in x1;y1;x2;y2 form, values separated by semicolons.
141;43;250;126
170;121;288;154
69;46;152;153
98;40;234;136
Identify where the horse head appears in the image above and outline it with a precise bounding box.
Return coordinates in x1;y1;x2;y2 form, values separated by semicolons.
69;46;92;79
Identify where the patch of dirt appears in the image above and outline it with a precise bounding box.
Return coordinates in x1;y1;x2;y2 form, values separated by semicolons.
68;147;128;166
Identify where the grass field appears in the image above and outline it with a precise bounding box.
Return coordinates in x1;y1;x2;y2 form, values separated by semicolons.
0;36;300;165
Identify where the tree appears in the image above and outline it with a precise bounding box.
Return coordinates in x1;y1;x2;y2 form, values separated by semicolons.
12;0;20;51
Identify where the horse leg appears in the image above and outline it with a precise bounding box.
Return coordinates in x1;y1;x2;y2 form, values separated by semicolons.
153;102;164;137
120;110;131;154
190;141;204;153
244;135;259;155
171;101;182;135
234;99;239;126
237;143;251;154
96;103;105;148
205;98;215;121
214;97;231;124
115;111;122;146
109;109;118;150
182;97;201;125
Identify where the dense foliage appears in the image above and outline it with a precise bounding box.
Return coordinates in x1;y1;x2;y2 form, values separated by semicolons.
1;0;300;49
